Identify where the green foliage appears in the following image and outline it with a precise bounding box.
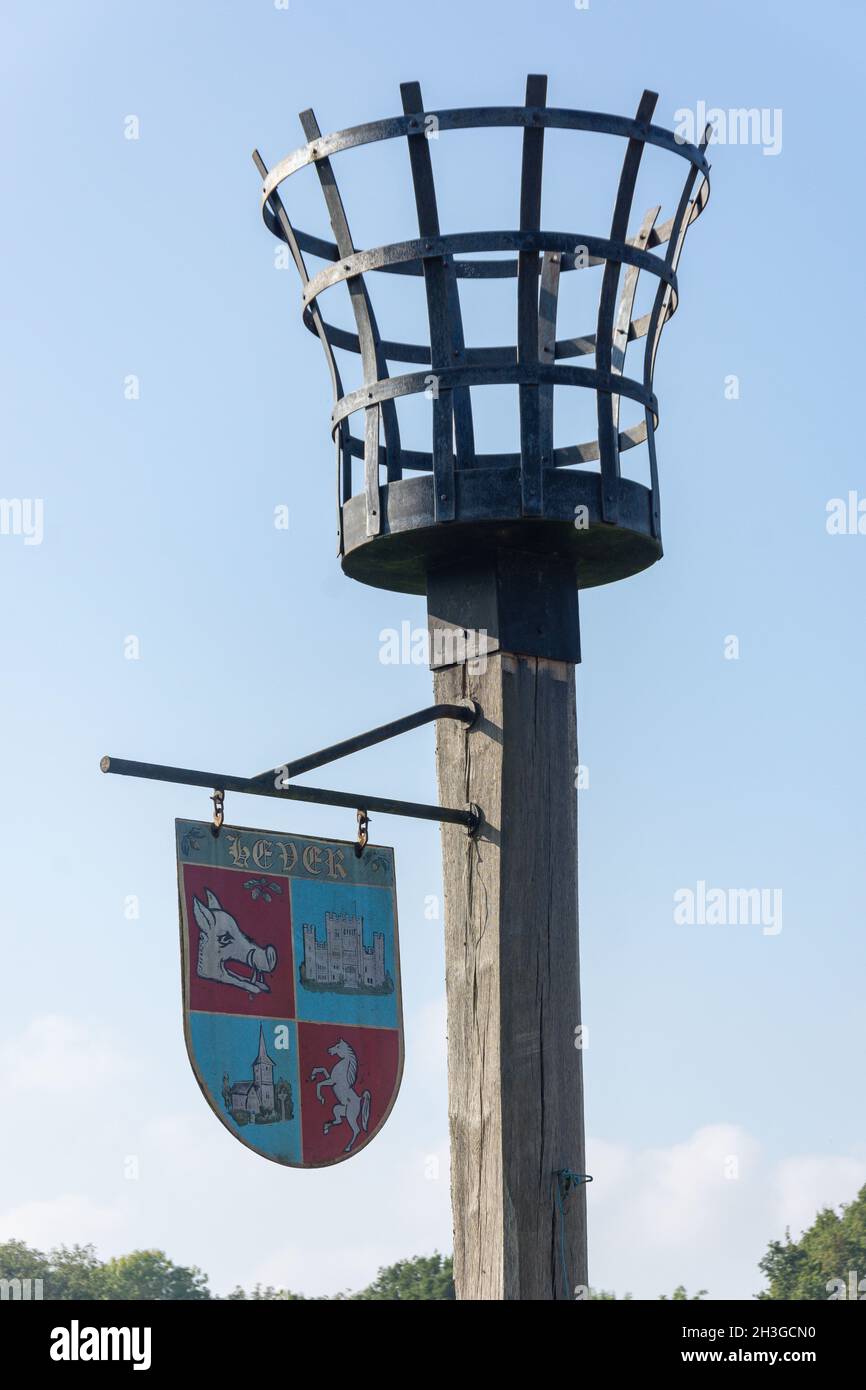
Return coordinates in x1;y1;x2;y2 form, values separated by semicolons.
44;1245;106;1300
0;1240;210;1301
226;1284;310;1301
758;1184;866;1300
228;1252;455;1301
348;1252;454;1300
0;1238;49;1285
100;1250;210;1301
5;1186;865;1301
590;1287;704;1300
0;1240;691;1301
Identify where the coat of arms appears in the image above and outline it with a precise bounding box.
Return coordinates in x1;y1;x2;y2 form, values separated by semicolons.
176;819;403;1166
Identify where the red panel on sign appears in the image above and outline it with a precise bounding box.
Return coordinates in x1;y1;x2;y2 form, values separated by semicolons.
297;1020;400;1165
182;863;294;1019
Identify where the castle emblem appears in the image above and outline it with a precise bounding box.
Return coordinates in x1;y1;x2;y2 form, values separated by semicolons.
301;911;393;995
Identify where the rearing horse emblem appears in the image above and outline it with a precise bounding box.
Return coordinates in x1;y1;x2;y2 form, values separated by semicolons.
310;1039;371;1152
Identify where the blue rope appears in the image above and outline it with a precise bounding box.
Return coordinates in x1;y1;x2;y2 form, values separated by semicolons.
553;1169;593;1300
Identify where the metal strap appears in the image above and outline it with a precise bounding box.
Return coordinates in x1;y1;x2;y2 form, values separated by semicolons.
596;90;657;524
401;80;475;510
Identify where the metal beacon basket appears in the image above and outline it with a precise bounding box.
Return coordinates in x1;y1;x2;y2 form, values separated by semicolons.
254;75;710;660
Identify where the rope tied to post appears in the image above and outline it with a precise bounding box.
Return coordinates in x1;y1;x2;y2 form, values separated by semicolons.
553;1168;593;1300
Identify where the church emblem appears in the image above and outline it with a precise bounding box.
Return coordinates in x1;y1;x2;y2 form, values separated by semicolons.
222;1025;294;1125
176;819;403;1167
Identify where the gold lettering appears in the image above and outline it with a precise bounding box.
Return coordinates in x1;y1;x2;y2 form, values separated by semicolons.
325;848;348;880
302;845;325;876
277;840;297;873
226;834;250;868
252;838;273;869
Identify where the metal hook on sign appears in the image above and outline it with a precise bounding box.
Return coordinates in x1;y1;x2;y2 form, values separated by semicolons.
354;808;369;858
211;788;225;836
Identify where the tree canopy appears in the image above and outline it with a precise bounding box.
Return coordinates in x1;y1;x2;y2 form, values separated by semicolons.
757;1184;866;1300
0;1241;453;1301
3;1185;865;1300
0;1242;209;1300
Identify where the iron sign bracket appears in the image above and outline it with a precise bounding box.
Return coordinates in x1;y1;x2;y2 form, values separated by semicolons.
100;699;483;836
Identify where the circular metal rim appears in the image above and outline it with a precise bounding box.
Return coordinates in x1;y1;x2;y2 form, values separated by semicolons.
339;471;662;596
260;105;711;209
331;363;659;432
302;231;678;310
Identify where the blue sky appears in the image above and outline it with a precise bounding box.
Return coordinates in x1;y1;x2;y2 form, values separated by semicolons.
1;0;864;1298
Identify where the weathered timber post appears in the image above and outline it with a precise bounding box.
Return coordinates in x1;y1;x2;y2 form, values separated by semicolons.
255;75;711;1300
427;555;585;1299
434;649;584;1299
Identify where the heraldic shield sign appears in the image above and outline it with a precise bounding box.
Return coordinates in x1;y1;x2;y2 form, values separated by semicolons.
176;819;403;1167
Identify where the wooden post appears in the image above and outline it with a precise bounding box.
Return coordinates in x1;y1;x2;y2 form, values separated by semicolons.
432;638;588;1301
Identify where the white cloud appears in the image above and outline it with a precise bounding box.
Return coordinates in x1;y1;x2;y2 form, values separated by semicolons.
0;1194;123;1251
587;1125;866;1299
775;1154;866;1239
212;1132;453;1297
2;1013;862;1300
249;1240;405;1298
100;1107;454;1297
0;1014;135;1097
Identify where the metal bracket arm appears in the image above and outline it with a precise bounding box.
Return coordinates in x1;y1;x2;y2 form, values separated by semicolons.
100;701;481;833
252;700;479;782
